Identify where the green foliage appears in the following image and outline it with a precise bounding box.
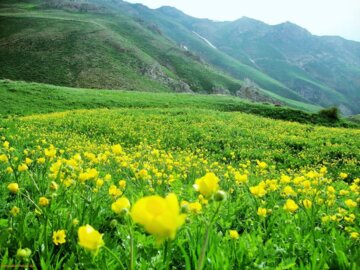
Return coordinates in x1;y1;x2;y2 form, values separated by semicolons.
0;80;358;128
319;107;340;121
0;106;359;269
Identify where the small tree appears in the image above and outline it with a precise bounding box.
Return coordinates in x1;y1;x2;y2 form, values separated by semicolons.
319;107;340;120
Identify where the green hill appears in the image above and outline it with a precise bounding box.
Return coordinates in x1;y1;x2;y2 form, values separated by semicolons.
1;80;358;128
0;0;359;115
0;0;327;112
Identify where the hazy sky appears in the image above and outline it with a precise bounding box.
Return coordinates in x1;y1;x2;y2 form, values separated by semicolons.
126;0;360;42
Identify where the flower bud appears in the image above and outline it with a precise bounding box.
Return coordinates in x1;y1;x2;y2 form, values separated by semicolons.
17;248;31;259
214;190;226;202
110;219;118;229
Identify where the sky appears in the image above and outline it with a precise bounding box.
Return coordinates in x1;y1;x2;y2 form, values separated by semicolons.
126;0;360;42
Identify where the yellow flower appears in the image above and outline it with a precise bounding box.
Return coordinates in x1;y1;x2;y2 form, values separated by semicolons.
131;193;186;243
189;202;202;213
257;161;268;169
111;197;131;215
194;173;219;197
112;144;123;155
45;148;57;159
39;197;50;207
345;199;357;208
119;180;126;189
37;157;46;164
234;172;248;184
283;199;299;213
302;199;312;209
350;232;359;239
249;185;266;197
109;185;122;197
339;173;348;179
78;225;104;254
50;181;59;191
53;230;66;245
7;183;19;194
257;207;267;217
229;230;239;240
10;206;20;216
18;164;28;172
96;179;104;187
25;158;33;165
73;218;79;226
0;154;8;162
3;141;10;149
280;175;291;184
282;186;297;197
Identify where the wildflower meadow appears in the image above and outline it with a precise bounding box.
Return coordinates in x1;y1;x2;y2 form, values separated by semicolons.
0;108;359;269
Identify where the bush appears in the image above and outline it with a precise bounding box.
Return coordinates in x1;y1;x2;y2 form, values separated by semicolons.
318;107;340;121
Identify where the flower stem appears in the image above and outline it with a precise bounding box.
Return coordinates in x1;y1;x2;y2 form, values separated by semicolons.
163;240;170;270
127;217;135;270
103;246;126;270
197;202;222;270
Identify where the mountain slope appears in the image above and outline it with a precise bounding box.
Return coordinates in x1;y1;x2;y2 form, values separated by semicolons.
1;0;359;114
0;1;243;94
156;11;360;114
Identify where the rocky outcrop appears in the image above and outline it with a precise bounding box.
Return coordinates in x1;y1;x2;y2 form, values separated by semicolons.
236;78;283;105
141;64;192;93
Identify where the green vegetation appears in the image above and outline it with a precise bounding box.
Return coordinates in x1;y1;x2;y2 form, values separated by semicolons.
0;80;358;128
0;4;242;94
0;99;359;269
1;0;343;114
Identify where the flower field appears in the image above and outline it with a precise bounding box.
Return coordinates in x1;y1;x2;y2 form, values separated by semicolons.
0;108;359;269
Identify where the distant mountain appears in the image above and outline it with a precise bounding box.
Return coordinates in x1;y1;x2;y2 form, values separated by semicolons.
153;6;360;114
0;0;359;114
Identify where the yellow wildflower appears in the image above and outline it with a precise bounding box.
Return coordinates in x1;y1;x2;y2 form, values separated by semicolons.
25;158;33;165
234;172;248;184
18;164;28;172
257;207;267;217
53;230;66;245
345;199;357;208
112;144;123;155
350;232;359;239
39;197;49;207
282;186;297;197
194;172;219;198
10;206;20;216
7;183;19;194
111;197;131;215
37;157;46;164
0;154;8;162
78;225;104;254
283;199;299;213
130;193;186;243
229;230;239;240
249;185;266;197
189;202;202;213
119;180;126;189
302;199;312;209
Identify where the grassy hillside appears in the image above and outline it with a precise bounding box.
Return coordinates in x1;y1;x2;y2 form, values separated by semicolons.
0;0;326;112
0;2;243;94
1;80;358;128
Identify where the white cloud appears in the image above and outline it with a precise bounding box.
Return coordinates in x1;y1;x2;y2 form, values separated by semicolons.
125;0;360;41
